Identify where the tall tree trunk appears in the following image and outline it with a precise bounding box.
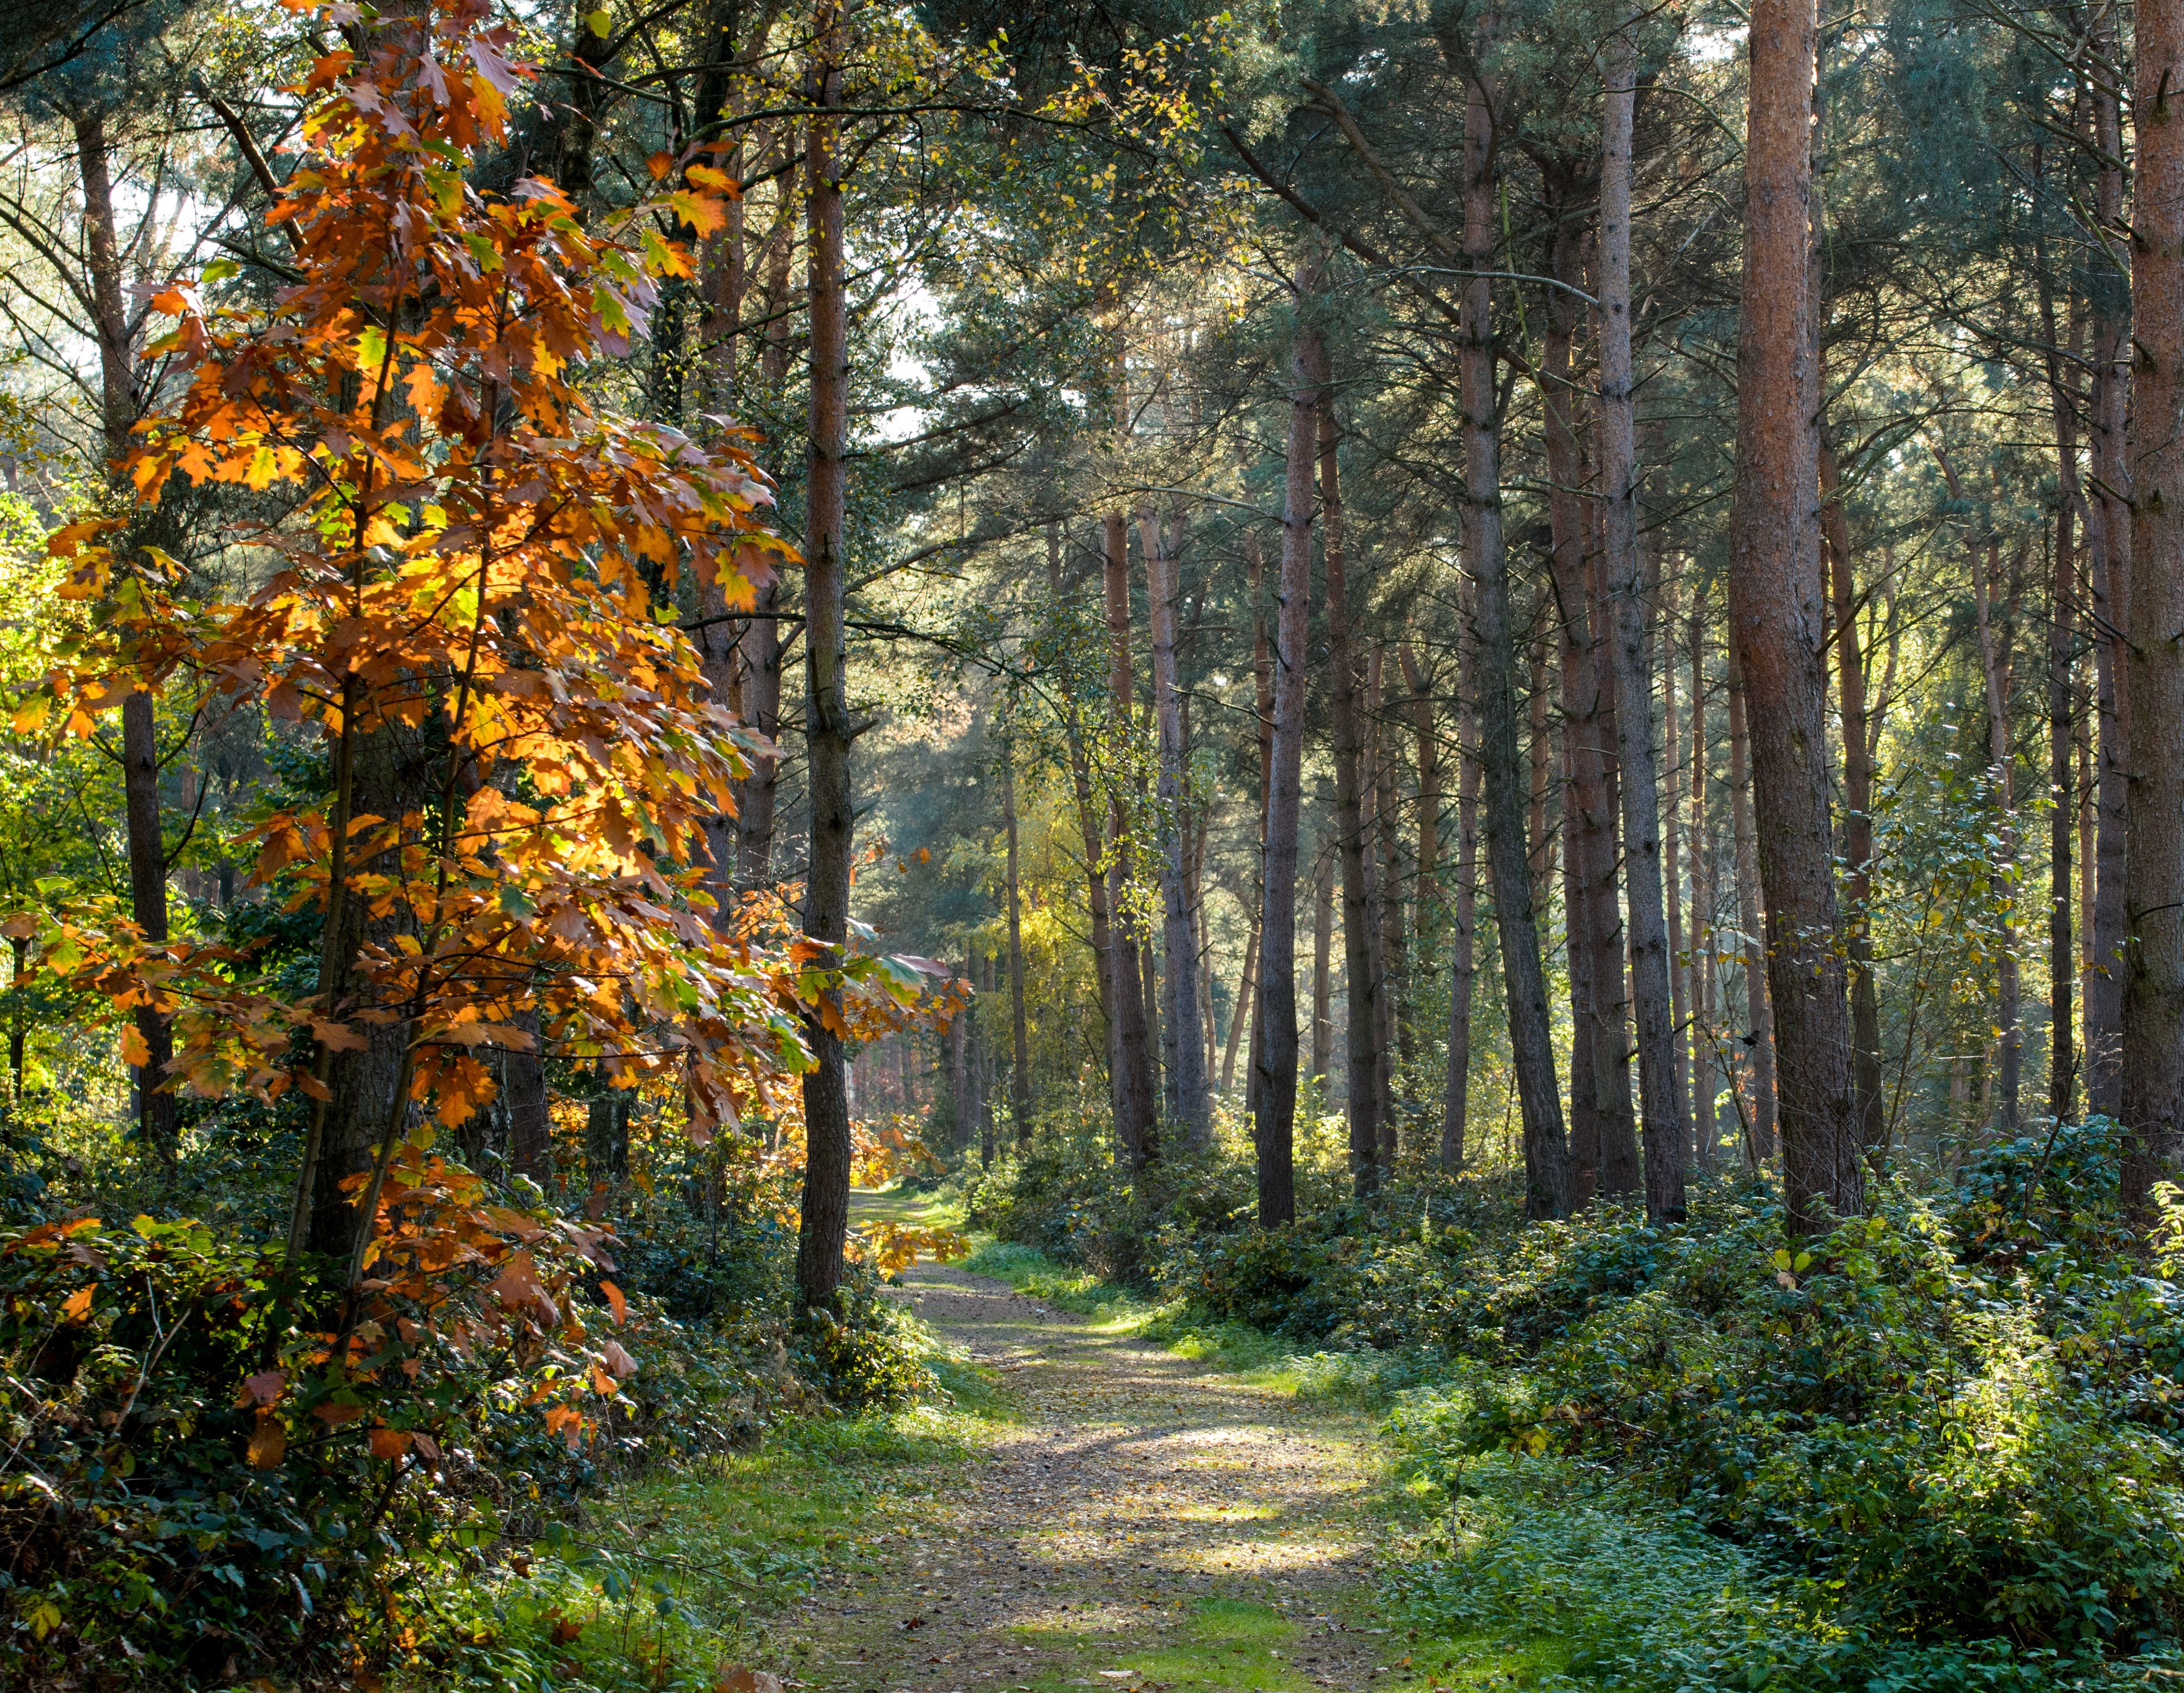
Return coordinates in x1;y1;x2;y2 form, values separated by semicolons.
1543;200;1608;1203
1453;30;1573;1217
2086;24;2132;1123
1587;454;1642;1199
1724;643;1779;1164
1104;513;1159;1169
2044;286;2083;1124
2123;0;2184;1218
1662;563;1693;1167
733;196;797;891
1315;378;1388;1190
75;108;177;1173
1312;842;1335;1088
1819;431;1884;1156
948;970;972;1152
1250;253;1321;1226
1372;650;1411;1147
1599;33;1685;1222
1528;640;1554;910
1004;745;1033;1144
793;9;855;1314
1363;653;1396;1140
1143;505;1210;1145
1442;576;1481;1169
1220;914;1260;1097
1730;0;1859;1228
1247;529;1276;1115
1972;531;2023;1136
1191;809;1217;1087
979;952;998;1168
1688;593;1719;1164
1403;644;1442;912
1048;525;1116;1060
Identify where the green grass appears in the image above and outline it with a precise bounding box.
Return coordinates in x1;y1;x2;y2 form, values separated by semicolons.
419;1336;1007;1691
849;1183;966;1230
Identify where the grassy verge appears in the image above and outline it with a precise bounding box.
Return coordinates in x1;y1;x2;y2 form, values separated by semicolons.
412;1288;1008;1692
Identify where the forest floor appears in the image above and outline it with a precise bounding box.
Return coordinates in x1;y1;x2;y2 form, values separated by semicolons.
746;1190;1548;1693
563;1190;1561;1693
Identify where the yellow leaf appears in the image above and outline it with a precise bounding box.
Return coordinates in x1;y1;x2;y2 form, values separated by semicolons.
60;1286;93;1323
247;1417;287;1469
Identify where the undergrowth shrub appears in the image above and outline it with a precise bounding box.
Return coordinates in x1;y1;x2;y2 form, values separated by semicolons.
981;1109;2184;1673
0;1128;920;1688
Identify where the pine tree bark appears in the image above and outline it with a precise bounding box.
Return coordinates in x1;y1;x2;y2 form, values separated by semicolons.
1246;529;1275;1114
1599;33;1685;1221
1730;0;1860;1227
2086;29;2132;1122
1047;526;1117;1064
1820;431;1884;1156
1372;650;1411;1146
731;200;797;892
1454;31;1573;1217
1142;505;1210;1144
1250;253;1321;1226
979;951;998;1168
793;7;855;1313
1724;643;1779;1164
1662;563;1694;1164
1312;843;1335;1088
1688;595;1719;1164
1220;913;1259;1097
1972;530;2023;1136
1441;576;1481;1169
2123;0;2184;1219
1542;201;1612;1202
1314;372;1388;1191
1104;512;1159;1169
1004;745;1033;1144
2043;284;2083;1123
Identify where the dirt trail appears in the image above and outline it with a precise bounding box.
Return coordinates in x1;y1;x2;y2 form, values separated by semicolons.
782;1229;1402;1693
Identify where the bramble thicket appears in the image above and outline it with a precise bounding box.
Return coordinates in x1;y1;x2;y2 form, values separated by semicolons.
7;0;2184;1688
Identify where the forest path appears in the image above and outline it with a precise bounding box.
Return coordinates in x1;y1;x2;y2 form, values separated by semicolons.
785;1194;1411;1693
